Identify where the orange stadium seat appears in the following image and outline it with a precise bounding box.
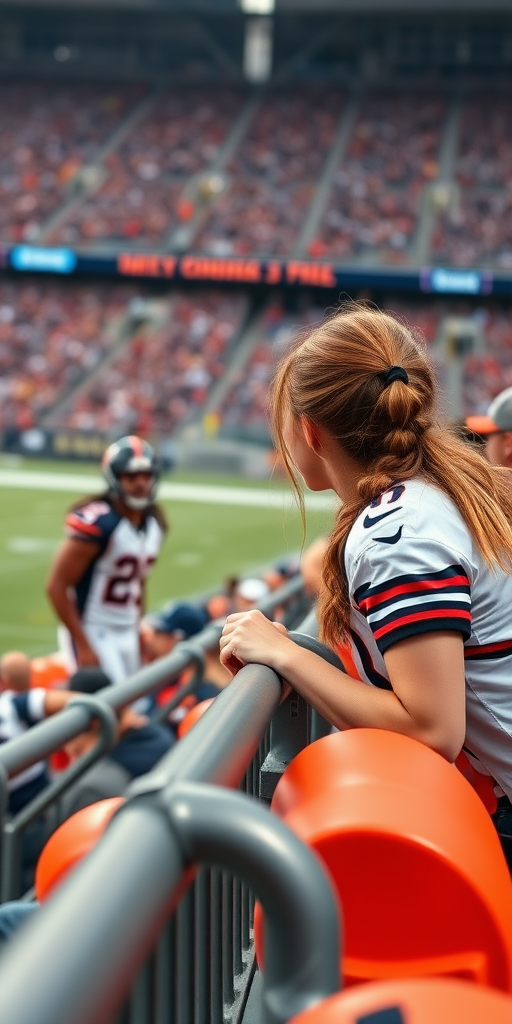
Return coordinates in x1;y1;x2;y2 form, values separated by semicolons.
30;652;69;690
255;730;512;991
177;698;215;739
35;797;125;902
288;977;512;1024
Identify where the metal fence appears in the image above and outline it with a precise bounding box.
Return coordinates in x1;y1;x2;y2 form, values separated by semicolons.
0;575;308;901
0;579;343;1024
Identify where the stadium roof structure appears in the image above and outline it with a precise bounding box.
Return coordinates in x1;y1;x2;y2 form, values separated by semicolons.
1;0;512;9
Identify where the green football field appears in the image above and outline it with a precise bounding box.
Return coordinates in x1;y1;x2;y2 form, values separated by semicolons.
0;457;336;656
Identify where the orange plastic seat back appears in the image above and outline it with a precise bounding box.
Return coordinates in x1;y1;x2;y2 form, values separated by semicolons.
177;698;215;739
288;977;512;1024
256;730;512;991
35;797;124;902
30;653;69;690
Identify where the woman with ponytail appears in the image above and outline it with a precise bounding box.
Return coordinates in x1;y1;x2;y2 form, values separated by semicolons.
220;304;512;814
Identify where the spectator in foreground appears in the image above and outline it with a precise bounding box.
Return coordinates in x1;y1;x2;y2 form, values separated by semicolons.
219;304;512;865
0;652;80;815
67;667;174;779
141;603;208;663
466;386;512;469
141;605;230;728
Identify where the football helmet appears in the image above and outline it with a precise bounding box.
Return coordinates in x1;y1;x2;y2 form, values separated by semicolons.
102;436;160;510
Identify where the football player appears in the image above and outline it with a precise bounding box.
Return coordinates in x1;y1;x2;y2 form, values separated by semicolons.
46;436;167;686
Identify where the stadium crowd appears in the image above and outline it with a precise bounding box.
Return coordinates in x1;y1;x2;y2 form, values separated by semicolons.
0;79;143;243
432;93;512;268
52;88;244;247
463;306;512;414
311;93;445;262
0;279;134;430
195;86;343;257
53;290;247;435
1;79;512;272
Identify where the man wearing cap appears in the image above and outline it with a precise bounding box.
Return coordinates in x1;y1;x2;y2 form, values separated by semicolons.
466;387;512;468
234;578;270;612
140;603;208;662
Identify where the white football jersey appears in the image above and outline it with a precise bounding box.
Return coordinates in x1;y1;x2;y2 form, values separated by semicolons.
345;478;512;799
65;499;164;629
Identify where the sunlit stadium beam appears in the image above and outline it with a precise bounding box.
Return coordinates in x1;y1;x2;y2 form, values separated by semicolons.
243;15;273;81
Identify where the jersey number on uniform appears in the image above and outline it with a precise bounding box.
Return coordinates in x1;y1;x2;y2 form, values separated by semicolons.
103;556;156;606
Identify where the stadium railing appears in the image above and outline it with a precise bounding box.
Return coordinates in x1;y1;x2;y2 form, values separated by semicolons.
0;592;344;1024
0;574;309;901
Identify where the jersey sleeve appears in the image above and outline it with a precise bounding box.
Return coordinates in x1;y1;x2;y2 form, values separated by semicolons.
12;689;47;726
65;501;116;545
351;538;472;654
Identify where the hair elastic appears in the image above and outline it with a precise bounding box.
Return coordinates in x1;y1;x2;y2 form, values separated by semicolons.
384;365;409;386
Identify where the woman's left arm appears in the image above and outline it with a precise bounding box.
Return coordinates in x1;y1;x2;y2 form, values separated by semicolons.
220;611;466;761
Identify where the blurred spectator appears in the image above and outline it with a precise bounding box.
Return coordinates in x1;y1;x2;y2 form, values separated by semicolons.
0;651;78;815
0;79;143;243
53;291;247;435
205;594;233;620
313;93;445;263
53;88;244;247
466;386;512;469
234;578;270;611
0;651;89;888
141;603;208;662
67;667;174;779
196;86;343;257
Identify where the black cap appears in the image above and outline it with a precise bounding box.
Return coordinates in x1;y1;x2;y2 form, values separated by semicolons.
69;667;112;694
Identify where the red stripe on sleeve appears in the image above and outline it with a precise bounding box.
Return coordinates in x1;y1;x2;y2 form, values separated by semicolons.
359;574;470;613
373;607;472;641
464;639;512;657
65;515;102;538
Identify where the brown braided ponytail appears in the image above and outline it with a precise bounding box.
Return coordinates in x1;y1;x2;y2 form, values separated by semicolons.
270;303;512;647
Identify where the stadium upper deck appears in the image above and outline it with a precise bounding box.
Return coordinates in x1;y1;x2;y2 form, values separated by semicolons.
0;78;511;271
0;6;510;273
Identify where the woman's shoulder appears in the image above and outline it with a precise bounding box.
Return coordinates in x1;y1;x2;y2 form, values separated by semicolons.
346;478;472;572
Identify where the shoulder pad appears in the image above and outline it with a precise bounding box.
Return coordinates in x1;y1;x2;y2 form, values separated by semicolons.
65;501;119;541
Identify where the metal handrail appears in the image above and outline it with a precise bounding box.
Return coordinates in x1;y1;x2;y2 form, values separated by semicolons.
0;575;307;783
0;782;341;1024
0;695;118;901
0;580;339;1024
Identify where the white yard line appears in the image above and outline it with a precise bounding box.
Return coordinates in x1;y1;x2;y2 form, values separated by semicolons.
0;469;336;512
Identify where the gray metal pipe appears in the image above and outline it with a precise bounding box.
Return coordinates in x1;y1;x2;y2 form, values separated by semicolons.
0;801;182;1024
128;661;283;797
0;576;305;781
0;782;340;1024
166;783;341;1024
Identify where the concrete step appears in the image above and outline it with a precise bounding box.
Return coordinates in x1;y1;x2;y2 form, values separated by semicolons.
293;91;360;258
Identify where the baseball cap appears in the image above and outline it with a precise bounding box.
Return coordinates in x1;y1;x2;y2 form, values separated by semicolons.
69;667;112;693
236;578;270;603
466;387;512;436
152;603;208;639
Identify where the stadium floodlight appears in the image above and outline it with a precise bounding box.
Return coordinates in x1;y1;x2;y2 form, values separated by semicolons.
240;0;274;13
54;45;72;62
243;17;273;83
